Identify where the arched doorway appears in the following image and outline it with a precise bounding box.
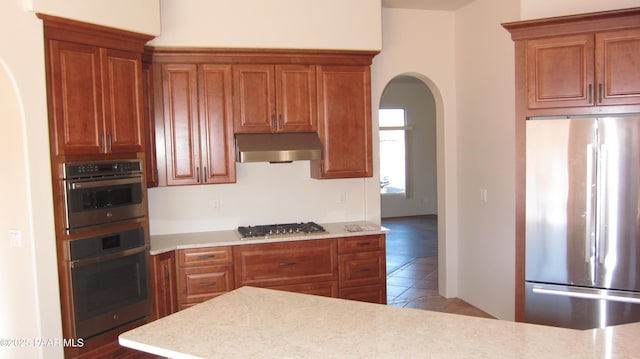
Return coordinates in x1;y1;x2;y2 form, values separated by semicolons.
379;74;439;306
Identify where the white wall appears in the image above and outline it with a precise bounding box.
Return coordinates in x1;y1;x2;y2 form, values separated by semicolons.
521;0;640;19
379;80;437;218
372;8;459;298
455;0;519;320
148;0;381;50
26;0;160;35
0;1;61;357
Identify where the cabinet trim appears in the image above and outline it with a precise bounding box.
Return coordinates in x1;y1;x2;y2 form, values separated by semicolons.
150;47;378;65
503;8;640;41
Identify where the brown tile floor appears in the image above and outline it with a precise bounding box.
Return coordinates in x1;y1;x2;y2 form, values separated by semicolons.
386;256;494;319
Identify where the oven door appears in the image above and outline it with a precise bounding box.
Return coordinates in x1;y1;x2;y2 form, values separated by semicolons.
65;175;145;231
69;245;150;339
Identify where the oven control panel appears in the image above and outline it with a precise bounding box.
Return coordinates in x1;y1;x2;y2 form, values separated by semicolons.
64;159;143;178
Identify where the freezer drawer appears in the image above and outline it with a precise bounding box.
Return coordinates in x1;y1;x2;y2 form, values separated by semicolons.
525;282;640;329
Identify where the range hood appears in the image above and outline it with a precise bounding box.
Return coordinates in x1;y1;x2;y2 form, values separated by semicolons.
235;132;323;163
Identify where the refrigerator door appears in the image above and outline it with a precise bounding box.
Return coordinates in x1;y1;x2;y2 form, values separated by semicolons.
526;118;597;286
595;116;640;292
525;282;640;329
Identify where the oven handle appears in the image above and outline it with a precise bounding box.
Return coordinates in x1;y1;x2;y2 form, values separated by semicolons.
69;176;142;190
70;244;150;268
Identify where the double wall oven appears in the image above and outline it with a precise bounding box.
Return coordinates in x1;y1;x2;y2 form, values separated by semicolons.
61;159;150;340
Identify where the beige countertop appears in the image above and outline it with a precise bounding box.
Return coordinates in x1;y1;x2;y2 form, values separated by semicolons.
120;286;640;358
149;221;388;255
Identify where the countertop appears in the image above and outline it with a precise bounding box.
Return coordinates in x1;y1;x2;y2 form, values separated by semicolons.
149;221;388;255
119;286;640;358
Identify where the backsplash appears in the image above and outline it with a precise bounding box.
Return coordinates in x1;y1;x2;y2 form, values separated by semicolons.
147;161;368;235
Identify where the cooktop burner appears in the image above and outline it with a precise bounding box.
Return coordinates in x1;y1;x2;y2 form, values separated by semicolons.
237;222;327;239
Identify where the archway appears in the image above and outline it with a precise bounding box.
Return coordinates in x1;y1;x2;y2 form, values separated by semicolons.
379;74;441;304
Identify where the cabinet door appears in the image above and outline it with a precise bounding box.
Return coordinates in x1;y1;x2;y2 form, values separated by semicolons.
276;65;317;132
199;64;236;183
596;29;640;106
141;60;158;188
102;48;144;153
234;239;338;287
178;265;234;305
526;34;595;109
233;64;275;133
47;40;104;155
151;251;178;319
313;65;373;178
161;64;201;185
339;251;386;289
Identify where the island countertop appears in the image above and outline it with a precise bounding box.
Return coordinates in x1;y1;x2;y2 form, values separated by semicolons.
149;221;388;255
119;286;640;358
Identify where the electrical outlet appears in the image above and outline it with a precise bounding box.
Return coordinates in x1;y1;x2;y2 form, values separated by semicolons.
212;199;221;210
8;229;22;248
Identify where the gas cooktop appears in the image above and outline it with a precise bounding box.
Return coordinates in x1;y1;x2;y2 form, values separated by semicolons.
237;222;327;239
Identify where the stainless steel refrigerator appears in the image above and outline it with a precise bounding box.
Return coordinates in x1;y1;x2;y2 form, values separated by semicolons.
525;114;640;329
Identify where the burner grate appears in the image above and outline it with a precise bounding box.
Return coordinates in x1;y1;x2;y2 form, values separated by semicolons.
237;222;327;239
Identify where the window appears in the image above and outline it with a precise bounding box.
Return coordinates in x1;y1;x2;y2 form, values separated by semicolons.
379;108;408;195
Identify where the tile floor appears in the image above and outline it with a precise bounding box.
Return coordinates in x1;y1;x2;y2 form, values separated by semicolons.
383;216;494;319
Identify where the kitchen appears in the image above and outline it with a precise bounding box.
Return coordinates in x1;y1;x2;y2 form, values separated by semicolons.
2;0;640;358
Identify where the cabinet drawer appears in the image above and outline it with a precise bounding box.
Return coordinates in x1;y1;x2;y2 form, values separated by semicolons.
178;265;233;304
234;239;337;287
178;246;233;266
270;281;338;298
340;284;387;304
338;234;385;254
339;251;386;288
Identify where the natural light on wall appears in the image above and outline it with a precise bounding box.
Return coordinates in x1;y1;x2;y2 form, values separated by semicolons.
379;108;408;195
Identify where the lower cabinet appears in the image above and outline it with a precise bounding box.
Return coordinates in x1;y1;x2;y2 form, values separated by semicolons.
154;234;387;319
338;235;387;304
176;246;234;310
151;251;178;319
233;239;338;290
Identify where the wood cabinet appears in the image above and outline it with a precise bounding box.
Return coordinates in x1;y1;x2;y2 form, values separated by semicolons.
234;239;338;290
153;233;386;314
176;247;234;309
151;251;177;319
503;8;640;322
312;65;373;179
337;235;386;304
233;64;317;133
160;63;236;185
141;53;158;187
510;13;640;111
46;40;146;156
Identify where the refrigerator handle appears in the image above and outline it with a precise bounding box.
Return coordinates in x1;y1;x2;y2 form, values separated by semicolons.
598;144;608;265
585;144;596;263
532;285;640;304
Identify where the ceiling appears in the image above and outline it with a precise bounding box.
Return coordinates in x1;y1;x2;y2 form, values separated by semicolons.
382;0;476;11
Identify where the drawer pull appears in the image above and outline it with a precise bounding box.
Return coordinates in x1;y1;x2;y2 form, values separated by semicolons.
199;282;217;287
197;255;216;260
279;261;297;267
356;242;372;247
356;268;372;272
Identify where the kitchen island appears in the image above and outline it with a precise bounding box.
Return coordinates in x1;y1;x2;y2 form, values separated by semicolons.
120;286;639;358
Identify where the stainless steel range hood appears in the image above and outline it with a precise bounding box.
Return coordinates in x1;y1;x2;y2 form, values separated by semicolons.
235;132;323;163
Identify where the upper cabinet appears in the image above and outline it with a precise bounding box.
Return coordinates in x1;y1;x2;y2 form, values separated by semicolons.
41;15;153;157
526;29;640;109
159;63;236;186
311;65;373;179
504;8;640;115
233;64;317;133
